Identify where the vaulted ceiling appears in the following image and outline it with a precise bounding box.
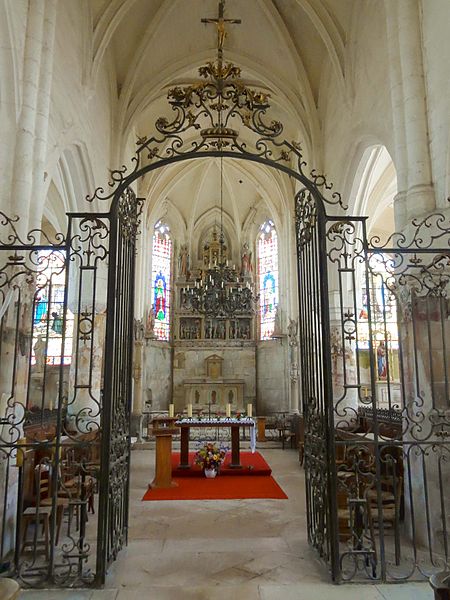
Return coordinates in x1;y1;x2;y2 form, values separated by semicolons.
87;0;393;242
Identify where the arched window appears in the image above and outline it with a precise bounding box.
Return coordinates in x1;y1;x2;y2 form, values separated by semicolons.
258;220;279;340
151;221;172;341
32;249;74;366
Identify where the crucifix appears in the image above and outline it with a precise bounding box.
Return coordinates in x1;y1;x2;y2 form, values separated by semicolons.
201;0;241;61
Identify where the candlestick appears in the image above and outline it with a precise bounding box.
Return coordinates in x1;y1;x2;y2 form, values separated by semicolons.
226;403;231;418
169;403;174;418
247;403;253;417
187;404;193;418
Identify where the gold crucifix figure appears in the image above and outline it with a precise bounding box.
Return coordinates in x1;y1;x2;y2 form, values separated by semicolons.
201;0;241;56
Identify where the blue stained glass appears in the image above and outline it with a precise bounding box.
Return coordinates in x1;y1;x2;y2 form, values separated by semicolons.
151;223;172;341
258;221;278;340
154;272;167;321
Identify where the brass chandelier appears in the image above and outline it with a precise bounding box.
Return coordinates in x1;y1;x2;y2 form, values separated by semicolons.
182;155;257;318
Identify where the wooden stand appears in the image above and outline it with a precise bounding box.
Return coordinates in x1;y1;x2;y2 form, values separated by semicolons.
257;416;266;442
149;417;179;489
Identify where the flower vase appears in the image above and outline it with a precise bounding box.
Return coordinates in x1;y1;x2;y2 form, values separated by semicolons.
204;467;217;479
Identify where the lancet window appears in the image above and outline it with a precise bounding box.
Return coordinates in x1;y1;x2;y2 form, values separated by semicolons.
151;221;172;341
357;255;399;383
257;220;279;340
32;250;73;366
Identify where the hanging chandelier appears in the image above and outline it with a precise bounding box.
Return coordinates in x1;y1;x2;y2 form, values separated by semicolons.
181;154;258;318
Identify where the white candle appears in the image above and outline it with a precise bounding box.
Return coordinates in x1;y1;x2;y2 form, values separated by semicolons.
247;403;252;417
169;403;174;418
187;404;193;418
226;404;231;418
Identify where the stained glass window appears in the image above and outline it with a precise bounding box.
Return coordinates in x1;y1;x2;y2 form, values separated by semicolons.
258;220;279;340
357;255;399;382
151;222;172;341
32;250;74;366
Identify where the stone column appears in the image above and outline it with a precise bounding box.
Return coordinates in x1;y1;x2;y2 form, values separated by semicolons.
384;0;435;225
30;0;58;230
9;0;46;234
384;1;408;230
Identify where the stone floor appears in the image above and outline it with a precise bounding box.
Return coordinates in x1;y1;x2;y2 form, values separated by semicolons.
20;447;432;600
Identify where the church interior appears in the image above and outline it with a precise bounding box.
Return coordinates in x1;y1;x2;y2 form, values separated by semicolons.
0;0;449;598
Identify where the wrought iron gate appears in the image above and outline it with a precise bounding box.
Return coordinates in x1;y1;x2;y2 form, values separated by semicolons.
97;190;142;579
0;190;140;587
296;196;450;583
295;189;338;575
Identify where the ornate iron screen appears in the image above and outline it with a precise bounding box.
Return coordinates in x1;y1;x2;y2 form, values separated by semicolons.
319;212;450;582
0;195;140;587
0;0;448;585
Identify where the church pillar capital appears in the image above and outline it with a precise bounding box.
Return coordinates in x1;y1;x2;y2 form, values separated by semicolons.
393;190;407;230
405;183;436;222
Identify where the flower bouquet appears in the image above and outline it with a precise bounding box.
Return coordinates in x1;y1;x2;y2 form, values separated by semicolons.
195;442;227;478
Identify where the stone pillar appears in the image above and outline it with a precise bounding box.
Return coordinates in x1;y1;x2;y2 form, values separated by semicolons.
399;293;450;552
30;0;58;230
384;1;408;230
10;0;46;234
384;0;435;225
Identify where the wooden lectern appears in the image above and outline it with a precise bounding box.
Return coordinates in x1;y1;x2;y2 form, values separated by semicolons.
257;416;266;442
149;416;179;489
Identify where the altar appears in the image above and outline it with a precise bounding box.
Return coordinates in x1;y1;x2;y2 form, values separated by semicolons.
175;417;256;469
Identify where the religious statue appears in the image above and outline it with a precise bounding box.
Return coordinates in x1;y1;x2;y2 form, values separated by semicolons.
33;334;46;373
134;318;145;341
288;318;298;346
272;305;283;337
145;306;156;339
178;244;189;279
240;243;253;278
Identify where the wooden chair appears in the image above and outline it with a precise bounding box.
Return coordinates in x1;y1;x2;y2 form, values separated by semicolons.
277;415;297;449
336;472;377;577
21;465;53;559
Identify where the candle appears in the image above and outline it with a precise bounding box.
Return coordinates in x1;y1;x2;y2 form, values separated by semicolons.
187;404;193;418
247;403;253;417
169;403;174;418
226;404;231;418
363;387;369;398
16;438;26;467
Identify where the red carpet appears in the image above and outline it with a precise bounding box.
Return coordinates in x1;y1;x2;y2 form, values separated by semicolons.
142;475;287;501
142;451;287;501
171;451;271;477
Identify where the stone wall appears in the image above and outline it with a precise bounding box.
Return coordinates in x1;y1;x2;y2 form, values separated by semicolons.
172;344;256;413
256;341;288;415
142;341;172;411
